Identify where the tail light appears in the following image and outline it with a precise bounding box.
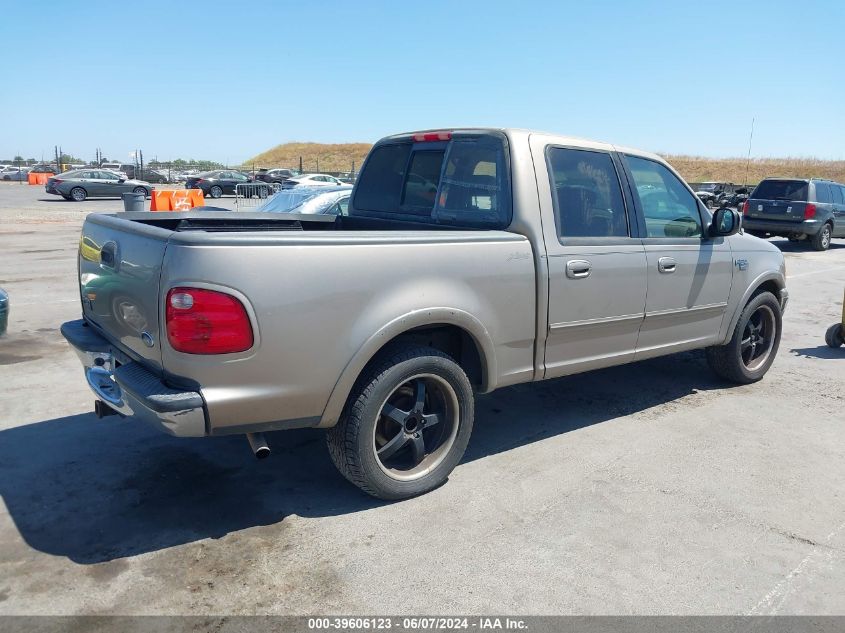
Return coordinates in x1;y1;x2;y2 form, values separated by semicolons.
166;287;253;354
804;203;816;219
741;201;749;215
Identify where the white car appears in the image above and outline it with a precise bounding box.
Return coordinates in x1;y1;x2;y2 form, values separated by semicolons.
1;166;31;181
281;173;345;189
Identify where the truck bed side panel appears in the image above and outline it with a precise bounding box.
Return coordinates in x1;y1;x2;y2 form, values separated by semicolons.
160;231;536;433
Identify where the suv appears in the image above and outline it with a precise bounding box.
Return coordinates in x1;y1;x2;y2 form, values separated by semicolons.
742;178;845;251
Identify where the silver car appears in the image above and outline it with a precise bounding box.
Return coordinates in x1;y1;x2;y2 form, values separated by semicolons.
255;185;352;214
45;169;151;202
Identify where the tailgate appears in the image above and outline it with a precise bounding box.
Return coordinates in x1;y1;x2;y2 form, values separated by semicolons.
747;198;808;222
78;214;171;372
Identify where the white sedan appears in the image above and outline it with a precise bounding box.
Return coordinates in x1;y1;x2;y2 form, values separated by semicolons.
281;173;345;189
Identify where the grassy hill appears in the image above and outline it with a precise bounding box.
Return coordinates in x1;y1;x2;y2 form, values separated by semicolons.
243;142;372;173
244;142;845;184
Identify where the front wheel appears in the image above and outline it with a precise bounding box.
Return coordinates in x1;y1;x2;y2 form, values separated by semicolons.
810;223;832;251
132;186;148;198
825;323;844;348
706;291;782;383
327;344;474;500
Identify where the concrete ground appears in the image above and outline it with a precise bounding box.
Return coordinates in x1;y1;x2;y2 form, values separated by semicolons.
0;181;843;615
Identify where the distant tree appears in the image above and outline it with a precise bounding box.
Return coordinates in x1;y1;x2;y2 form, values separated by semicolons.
13;155;23;162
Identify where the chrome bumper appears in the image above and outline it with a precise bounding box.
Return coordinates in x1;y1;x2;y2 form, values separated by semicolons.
61;319;207;437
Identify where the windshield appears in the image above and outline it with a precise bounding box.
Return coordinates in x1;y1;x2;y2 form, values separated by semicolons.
697;183;719;192
751;180;808;202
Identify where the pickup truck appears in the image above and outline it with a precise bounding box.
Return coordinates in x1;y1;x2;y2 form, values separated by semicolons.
62;128;788;500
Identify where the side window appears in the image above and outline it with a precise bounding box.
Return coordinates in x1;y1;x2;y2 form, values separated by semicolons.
337;196;350;215
547;147;628;238
625;155;702;238
814;182;832;204
831;185;844;205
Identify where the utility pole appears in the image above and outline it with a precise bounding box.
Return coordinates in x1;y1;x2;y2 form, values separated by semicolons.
299;156;303;173
744;117;755;188
139;149;144;178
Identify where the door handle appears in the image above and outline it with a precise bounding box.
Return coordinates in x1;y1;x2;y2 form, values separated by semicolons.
566;259;592;279
658;257;677;273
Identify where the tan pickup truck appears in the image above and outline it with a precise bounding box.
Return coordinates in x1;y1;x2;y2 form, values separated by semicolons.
62;128;787;499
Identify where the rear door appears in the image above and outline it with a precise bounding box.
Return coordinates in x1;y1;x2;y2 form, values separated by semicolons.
621;155;733;358
79;215;170;372
747;179;810;222
531;139;648;377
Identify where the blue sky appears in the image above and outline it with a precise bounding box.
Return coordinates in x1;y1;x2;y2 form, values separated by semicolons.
1;0;842;164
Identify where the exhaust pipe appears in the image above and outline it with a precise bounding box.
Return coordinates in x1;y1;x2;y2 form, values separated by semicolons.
94;400;119;418
246;432;270;459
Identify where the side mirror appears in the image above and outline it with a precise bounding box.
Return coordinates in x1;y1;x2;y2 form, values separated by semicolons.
118;178;126;183
709;207;741;237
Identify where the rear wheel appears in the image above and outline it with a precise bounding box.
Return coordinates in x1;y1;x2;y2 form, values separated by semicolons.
810;223;832;251
825;323;844;348
69;187;87;202
706;291;782;384
209;185;223;199
327;344;474;500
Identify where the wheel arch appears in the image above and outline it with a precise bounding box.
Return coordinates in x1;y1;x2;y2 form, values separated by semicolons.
722;273;784;343
317;308;497;428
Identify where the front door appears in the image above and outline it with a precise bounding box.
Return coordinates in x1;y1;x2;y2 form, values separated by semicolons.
621;155;734;359
532;140;648;378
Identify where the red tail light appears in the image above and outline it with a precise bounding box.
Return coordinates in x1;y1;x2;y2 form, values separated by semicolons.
804;203;816;219
741;201;749;215
412;131;452;142
166;287;253;354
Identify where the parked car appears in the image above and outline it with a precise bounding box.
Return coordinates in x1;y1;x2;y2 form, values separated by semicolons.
185;170;270;198
0;288;8;336
30;164;58;174
45;169;152;201
255;168;300;184
1;166;31;181
742;178;845;251
280;173;346;189
255;185;352;214
62;127;786;500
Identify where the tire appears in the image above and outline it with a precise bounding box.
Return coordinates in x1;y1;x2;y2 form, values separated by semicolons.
706;291;782;384
209;185;223;199
825;323;845;348
810;223;832;251
69;187;87;202
327;344;474;500
258;186;269;199
132;186;148;198
706;198;715;209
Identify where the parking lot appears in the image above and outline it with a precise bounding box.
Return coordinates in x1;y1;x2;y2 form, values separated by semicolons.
0;181;843;615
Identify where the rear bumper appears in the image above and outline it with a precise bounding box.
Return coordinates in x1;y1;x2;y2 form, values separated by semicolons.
61;319;207;437
743;218;822;236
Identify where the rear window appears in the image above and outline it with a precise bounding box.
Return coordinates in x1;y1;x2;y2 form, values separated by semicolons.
751;179;808;202
352;134;511;228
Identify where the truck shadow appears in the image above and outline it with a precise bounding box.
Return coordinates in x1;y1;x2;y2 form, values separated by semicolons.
0;351;732;564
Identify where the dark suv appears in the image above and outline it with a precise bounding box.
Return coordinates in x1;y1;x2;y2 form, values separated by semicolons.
742;178;845;251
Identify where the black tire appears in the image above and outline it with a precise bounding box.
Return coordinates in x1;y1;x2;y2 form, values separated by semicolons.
706;291;782;384
810;223;832;251
209;185;223;199
327;344;474;500
258;186;269;199
132;186;148;198
825;323;844;348
69;187;86;202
